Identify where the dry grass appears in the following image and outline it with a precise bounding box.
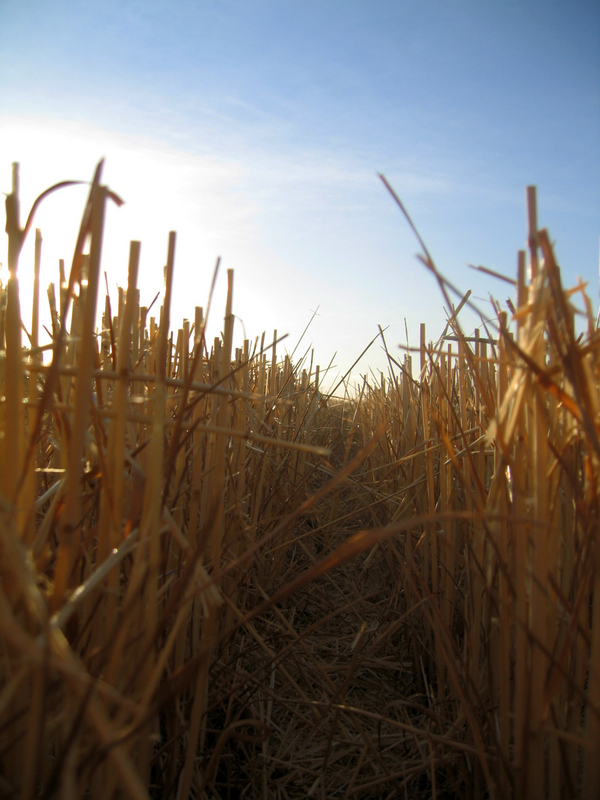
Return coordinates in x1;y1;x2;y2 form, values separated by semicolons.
0;162;599;799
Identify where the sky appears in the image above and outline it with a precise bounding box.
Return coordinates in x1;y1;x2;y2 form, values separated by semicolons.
1;0;599;389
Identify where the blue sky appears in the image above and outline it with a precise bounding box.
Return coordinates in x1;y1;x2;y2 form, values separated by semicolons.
1;0;599;386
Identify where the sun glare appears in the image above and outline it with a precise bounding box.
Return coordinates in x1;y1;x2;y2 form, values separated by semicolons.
0;116;267;355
